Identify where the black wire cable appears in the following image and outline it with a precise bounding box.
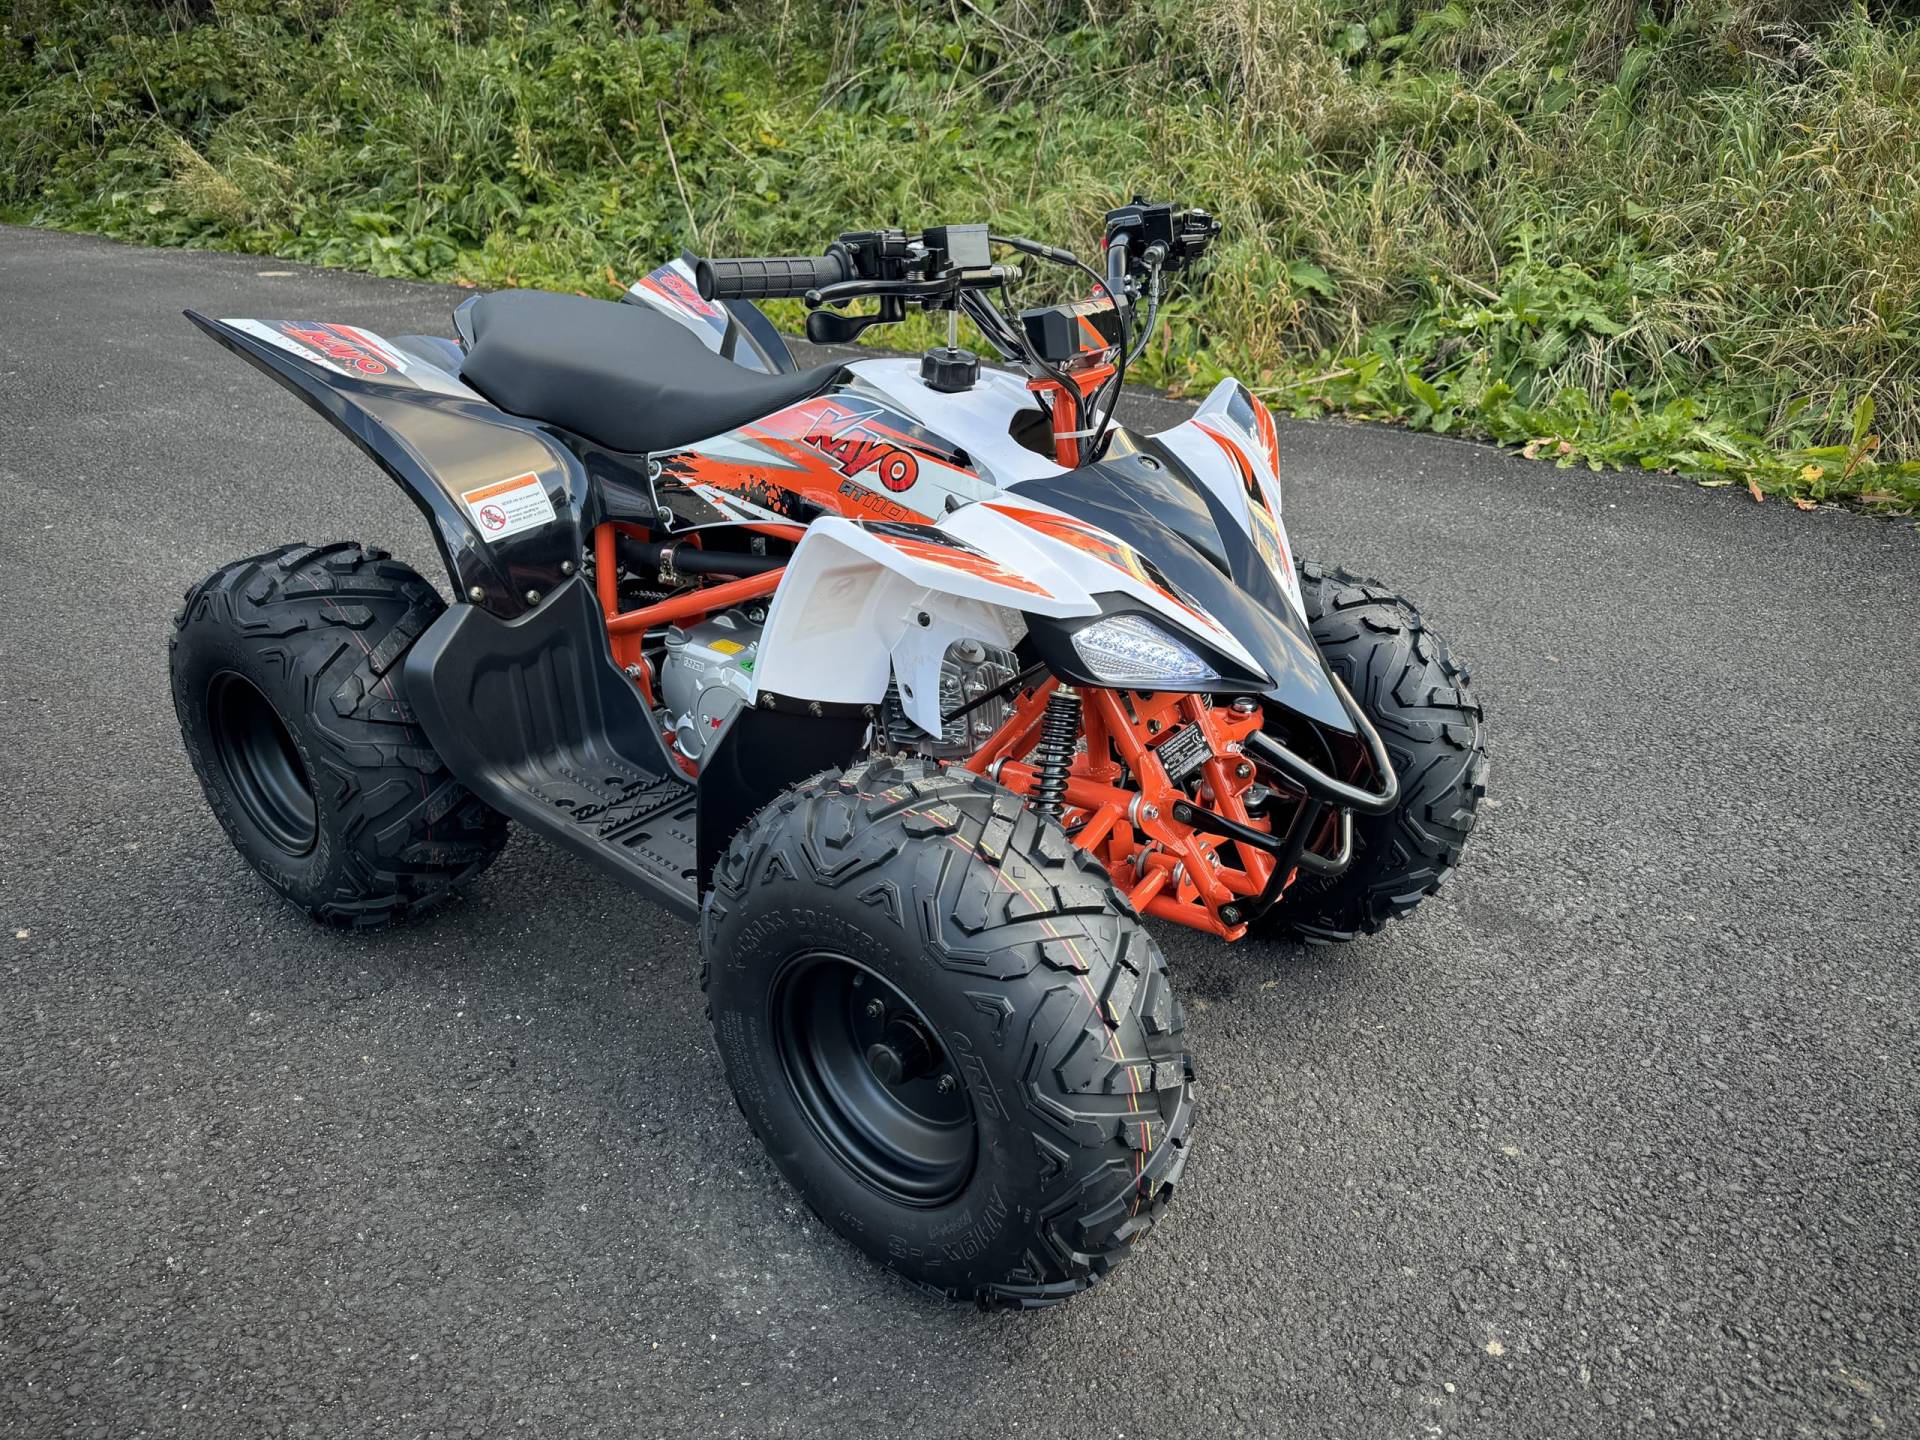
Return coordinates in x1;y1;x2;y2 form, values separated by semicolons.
1058;247;1130;464
989;234;1132;462
1128;266;1164;366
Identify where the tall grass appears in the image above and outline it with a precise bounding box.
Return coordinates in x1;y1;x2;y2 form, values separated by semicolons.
3;0;1916;506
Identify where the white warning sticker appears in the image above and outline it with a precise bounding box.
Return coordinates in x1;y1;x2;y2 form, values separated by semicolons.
462;471;557;542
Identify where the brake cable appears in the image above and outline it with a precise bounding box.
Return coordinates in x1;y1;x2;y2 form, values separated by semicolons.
988;234;1133;460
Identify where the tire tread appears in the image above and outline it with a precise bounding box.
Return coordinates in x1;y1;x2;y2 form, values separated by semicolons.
701;757;1195;1308
1263;561;1489;943
171;543;506;928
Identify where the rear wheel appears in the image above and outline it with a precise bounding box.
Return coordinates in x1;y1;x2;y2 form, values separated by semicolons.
170;542;507;926
701;757;1194;1307
1258;561;1488;943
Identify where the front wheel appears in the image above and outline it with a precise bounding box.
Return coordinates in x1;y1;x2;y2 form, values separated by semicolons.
1257;561;1489;943
701;757;1194;1307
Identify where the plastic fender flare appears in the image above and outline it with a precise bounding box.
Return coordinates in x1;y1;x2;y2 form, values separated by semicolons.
748;518;1097;729
185;310;589;621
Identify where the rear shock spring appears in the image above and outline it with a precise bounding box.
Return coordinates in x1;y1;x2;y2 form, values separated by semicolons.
1032;686;1080;822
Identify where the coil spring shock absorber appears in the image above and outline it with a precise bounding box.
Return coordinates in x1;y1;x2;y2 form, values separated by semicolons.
1032;685;1080;822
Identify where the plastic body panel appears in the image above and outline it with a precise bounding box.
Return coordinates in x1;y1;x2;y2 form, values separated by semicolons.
749;515;1092;733
841;358;1063;489
401;575;872;907
648;388;1000;532
622;255;798;375
402;578;701;918
1009;446;1352;733
693;706;870;890
185;311;587;622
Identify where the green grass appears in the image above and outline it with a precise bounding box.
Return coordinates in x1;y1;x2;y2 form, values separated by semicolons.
5;0;1918;510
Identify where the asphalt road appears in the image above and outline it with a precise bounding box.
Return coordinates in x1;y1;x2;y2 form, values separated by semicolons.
2;226;1916;1440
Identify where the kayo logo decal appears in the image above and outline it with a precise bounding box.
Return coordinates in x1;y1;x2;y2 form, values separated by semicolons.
639;269;722;322
799;401;921;493
280;322;389;376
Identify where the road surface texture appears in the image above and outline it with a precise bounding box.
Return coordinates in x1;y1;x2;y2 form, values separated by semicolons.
2;226;1915;1439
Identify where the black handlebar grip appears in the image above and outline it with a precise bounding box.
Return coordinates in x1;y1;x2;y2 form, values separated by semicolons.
695;253;851;301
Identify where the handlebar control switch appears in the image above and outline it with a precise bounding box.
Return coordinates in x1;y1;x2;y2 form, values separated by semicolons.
922;223;993;274
1104;197;1221;274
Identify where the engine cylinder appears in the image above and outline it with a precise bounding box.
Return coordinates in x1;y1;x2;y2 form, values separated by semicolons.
881;638;1019;760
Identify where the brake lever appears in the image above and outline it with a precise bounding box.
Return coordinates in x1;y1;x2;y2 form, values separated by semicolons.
805;266;1019;310
805;277;953;309
805;308;891;345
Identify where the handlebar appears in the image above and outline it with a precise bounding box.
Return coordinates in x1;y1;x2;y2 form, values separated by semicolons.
692;203;1211;463
697;204;1212;308
695;252;853;301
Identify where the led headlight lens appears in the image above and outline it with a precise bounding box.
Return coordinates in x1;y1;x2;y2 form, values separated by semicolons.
1070;614;1219;686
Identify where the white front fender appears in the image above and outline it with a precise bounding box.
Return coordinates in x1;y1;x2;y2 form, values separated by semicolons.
749;518;1097;736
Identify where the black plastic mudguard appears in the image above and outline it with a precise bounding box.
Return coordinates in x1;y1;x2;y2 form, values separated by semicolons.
403;577;871;918
403;577;702;919
185;309;589;623
694;704;872;891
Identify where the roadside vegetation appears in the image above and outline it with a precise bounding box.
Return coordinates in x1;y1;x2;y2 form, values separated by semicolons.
5;0;1918;509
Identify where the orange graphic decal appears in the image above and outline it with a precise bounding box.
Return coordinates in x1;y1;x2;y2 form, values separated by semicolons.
281;322;388;376
1194;420;1261;502
1247;393;1280;479
797;401;921;492
639;270;722;321
872;531;1051;597
984;502;1211;626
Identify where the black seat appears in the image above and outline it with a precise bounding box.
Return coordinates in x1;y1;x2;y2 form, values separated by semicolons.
458;290;839;454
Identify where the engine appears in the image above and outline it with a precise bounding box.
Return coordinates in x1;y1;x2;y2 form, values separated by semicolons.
659;608;762;762
882;638;1020;761
661;610;1017;765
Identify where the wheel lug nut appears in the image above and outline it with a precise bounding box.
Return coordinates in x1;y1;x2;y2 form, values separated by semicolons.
865;999;886;1020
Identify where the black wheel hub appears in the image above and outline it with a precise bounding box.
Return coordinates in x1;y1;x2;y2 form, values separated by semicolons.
769;953;976;1206
206;670;317;856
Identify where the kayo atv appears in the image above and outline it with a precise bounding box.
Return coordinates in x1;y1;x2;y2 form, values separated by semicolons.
172;200;1486;1307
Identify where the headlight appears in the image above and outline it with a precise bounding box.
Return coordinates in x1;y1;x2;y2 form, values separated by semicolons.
1071;614;1219;686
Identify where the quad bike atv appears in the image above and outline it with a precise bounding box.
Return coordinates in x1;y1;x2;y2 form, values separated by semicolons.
171;200;1487;1306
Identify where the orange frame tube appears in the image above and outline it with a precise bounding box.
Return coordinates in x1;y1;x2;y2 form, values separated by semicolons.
1028;364;1115;469
605;567;783;635
979;681;1282;939
588;517;1298;941
589;521;789;712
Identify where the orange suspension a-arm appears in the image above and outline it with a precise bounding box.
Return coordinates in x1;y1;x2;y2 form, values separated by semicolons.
977;682;1280;939
962;678;1058;775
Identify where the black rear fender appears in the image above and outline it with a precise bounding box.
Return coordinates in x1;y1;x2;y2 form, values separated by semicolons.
185;311;588;621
